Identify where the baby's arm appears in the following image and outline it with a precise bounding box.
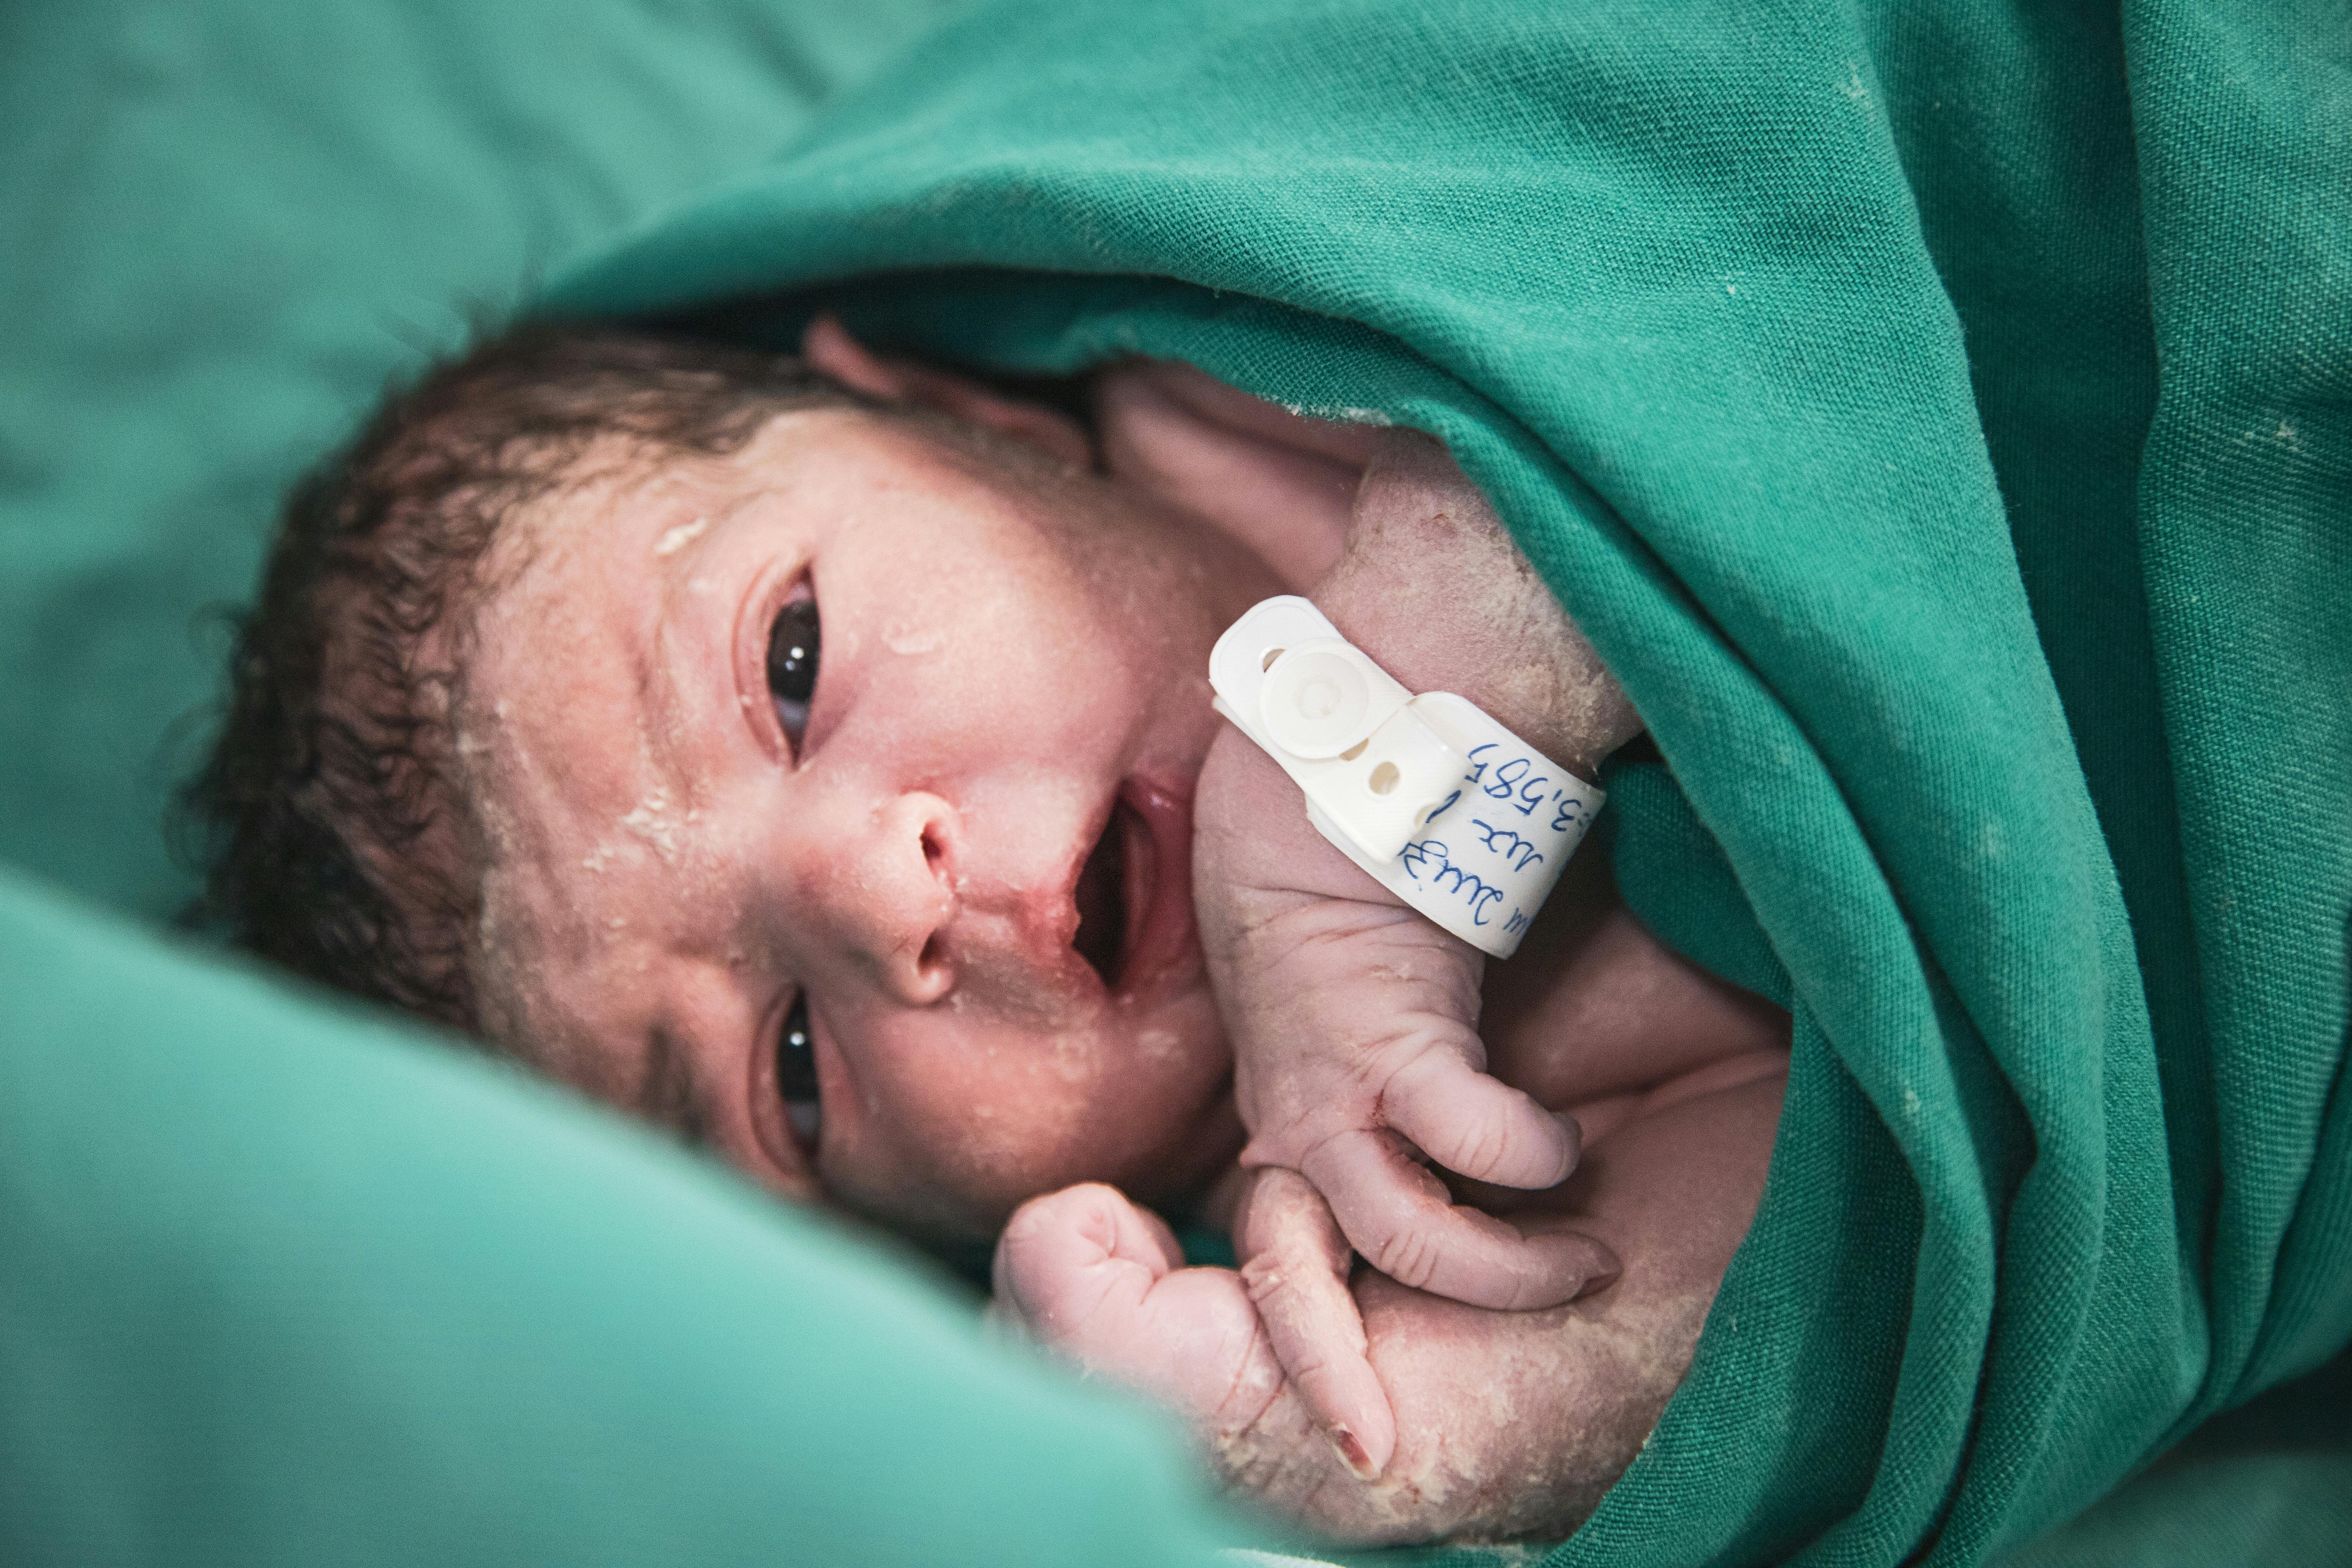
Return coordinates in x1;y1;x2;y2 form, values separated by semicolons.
1195;430;1644;1308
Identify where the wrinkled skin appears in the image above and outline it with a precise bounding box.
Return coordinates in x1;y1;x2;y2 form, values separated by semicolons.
1202;431;1644;1318
995;1043;1783;1542
995;365;1791;1540
999;798;1790;1538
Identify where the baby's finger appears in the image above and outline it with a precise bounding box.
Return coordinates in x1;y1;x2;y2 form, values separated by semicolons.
1234;1168;1395;1480
1305;1130;1619;1310
1383;1053;1581;1190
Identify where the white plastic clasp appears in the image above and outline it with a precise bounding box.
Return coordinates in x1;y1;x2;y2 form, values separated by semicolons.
1235;632;1465;860
1210;597;1604;958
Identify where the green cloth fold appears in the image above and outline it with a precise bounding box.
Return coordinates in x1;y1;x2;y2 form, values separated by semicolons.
547;1;2352;1561
0;865;1238;1567
4;0;2343;1560
3;6;1257;1565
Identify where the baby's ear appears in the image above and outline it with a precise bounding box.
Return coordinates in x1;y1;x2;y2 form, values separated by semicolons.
802;314;1093;469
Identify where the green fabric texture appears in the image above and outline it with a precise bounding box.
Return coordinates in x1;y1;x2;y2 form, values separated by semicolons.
3;0;2344;1562
1;4;1250;1565
0;867;1236;1566
0;0;954;917
545;0;2352;1562
1995;1353;2352;1568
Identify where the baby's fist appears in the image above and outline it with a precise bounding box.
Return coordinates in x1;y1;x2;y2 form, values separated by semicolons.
993;1178;1393;1483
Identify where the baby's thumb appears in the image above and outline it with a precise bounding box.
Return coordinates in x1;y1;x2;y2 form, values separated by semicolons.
1386;1053;1581;1190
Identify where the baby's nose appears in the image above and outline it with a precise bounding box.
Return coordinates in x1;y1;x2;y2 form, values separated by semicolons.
821;790;958;1006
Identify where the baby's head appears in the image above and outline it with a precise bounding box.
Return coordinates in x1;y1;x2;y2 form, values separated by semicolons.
186;320;1275;1240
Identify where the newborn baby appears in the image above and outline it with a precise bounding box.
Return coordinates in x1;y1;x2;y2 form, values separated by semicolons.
187;314;1789;1544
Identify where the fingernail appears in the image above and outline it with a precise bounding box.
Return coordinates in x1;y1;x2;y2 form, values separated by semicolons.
1554;1112;1583;1173
1328;1424;1381;1481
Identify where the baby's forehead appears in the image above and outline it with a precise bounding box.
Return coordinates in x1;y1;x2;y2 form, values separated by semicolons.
492;405;931;550
477;433;756;586
448;482;700;942
447;585;697;1084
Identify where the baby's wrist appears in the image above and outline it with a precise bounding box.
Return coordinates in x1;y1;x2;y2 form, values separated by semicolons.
1205;603;1595;957
1197;723;1415;913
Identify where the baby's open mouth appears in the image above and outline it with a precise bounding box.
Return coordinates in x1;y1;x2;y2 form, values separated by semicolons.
1069;779;1198;998
1072;797;1140;988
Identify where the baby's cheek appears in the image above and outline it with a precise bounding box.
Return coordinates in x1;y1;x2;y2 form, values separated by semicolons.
826;1015;1226;1237
825;1070;1095;1238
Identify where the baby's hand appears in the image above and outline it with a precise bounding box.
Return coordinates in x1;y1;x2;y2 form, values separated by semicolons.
992;1173;1393;1479
1195;729;1621;1313
1194;428;1638;1317
998;1061;1787;1542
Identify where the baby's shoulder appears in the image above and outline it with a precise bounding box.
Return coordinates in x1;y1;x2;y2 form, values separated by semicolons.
1089;360;1374;591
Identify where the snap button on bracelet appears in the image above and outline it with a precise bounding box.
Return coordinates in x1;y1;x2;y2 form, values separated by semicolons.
1210;596;1603;958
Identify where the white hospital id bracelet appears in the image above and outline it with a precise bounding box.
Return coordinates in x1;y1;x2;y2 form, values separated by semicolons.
1208;596;1603;959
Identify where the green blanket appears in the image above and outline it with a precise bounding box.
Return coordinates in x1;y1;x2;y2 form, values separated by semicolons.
0;5;1246;1566
0;867;1246;1567
545;0;2352;1562
3;0;2345;1563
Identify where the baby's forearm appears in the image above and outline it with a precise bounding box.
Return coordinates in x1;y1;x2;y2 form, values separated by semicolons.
1312;431;1641;781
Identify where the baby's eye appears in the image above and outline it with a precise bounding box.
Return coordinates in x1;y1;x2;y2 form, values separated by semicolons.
766;587;820;752
777;991;821;1150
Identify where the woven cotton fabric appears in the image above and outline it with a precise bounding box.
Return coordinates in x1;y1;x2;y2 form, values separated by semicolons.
551;2;2352;1561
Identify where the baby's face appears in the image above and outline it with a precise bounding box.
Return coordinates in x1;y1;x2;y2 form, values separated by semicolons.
452;409;1277;1239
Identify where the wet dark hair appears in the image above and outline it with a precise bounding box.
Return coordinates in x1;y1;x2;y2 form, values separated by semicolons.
176;321;866;1030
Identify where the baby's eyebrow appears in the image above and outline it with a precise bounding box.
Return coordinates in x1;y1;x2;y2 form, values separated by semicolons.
637;1025;715;1149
